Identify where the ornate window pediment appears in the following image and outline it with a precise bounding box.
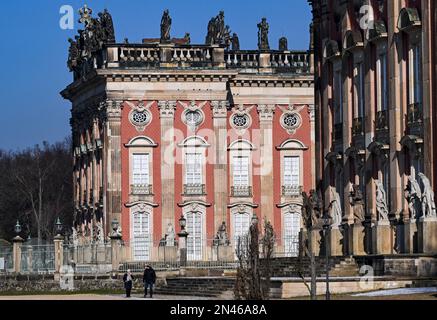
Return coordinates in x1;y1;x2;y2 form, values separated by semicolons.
177;136;210;148
323;39;341;61
343;30;364;52
276;139;308;151
125;136;158;148
366;20;388;42
397;7;421;32
228;139;256;151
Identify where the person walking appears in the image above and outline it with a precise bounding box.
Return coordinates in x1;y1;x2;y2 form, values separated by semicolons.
123;269;134;298
143;265;157;298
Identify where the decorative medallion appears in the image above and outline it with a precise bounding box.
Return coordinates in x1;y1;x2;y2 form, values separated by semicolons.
279;105;305;135
127;101;153;132
230;105;255;134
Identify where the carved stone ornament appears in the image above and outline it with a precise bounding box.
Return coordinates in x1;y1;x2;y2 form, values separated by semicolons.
158;101;177;118
180;101;207;132
126;101;153;132
375;180;389;221
211;101;228;118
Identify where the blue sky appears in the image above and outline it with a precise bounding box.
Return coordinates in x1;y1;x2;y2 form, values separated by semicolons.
0;0;312;151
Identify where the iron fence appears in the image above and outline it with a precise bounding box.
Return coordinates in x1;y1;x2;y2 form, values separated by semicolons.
0;246;13;273
20;244;55;274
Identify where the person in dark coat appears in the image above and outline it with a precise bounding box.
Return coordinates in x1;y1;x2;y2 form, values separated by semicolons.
143;265;157;298
123;269;134;298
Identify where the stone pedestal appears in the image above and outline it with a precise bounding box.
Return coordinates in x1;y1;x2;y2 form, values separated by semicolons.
12;236;24;274
372;221;392;255
53;235;64;281
418;217;437;254
351;224;366;256
110;234;122;275
212;246;234;262
403;221;418;254
327;227;343;257
158;246;178;262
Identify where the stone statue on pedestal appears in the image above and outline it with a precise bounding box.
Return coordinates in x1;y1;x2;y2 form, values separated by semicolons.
165;223;175;247
418;173;437;218
160;9;172;43
350;184;365;224
405;176;422;219
375;180;389;221
329;186;343;228
257;18;270;50
214;222;230;246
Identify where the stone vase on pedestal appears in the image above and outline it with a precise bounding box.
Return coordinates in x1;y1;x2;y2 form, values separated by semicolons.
327;227;343;257
403;220;418;254
418;217;437;254
351;223;366;256
372;221;392;255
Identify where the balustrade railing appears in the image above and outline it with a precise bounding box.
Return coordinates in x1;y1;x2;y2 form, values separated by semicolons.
231;186;253;197
407;103;423;125
183;184;206;196
119;46;160;66
352;117;364;136
282;185;303;197
375;110;389;131
131;184;153;196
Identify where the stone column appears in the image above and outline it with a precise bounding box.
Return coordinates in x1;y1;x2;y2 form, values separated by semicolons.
12;236;24;274
308;105;316;190
211;101;229;234
159;101;177;238
54;235;64;281
257;105;275;226
105;100;123;236
387;0;403;221
418;217;437;254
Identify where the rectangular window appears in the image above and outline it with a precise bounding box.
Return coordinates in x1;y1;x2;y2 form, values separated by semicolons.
284;156;300;187
354;62;365;118
409;44;422;104
334;70;343;124
377;53;388;111
132;154;149;185
185;153;202;185
233;156;249;186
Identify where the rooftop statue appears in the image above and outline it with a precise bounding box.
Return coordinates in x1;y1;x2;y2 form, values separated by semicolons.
205;11;232;47
98;9;116;44
231;33;240;50
258;18;270;50
279;37;288;51
161;9;172;43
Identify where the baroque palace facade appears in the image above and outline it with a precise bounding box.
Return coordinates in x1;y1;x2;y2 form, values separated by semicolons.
309;0;437;256
61;7;314;261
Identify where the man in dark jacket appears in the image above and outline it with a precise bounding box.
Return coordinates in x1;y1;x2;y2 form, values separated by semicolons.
123;269;134;298
143;265;156;298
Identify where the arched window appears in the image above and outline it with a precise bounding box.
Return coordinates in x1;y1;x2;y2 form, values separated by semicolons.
131;211;151;261
186;211;204;261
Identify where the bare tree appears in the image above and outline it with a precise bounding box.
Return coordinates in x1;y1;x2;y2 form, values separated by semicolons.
0;139;73;242
234;217;275;300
